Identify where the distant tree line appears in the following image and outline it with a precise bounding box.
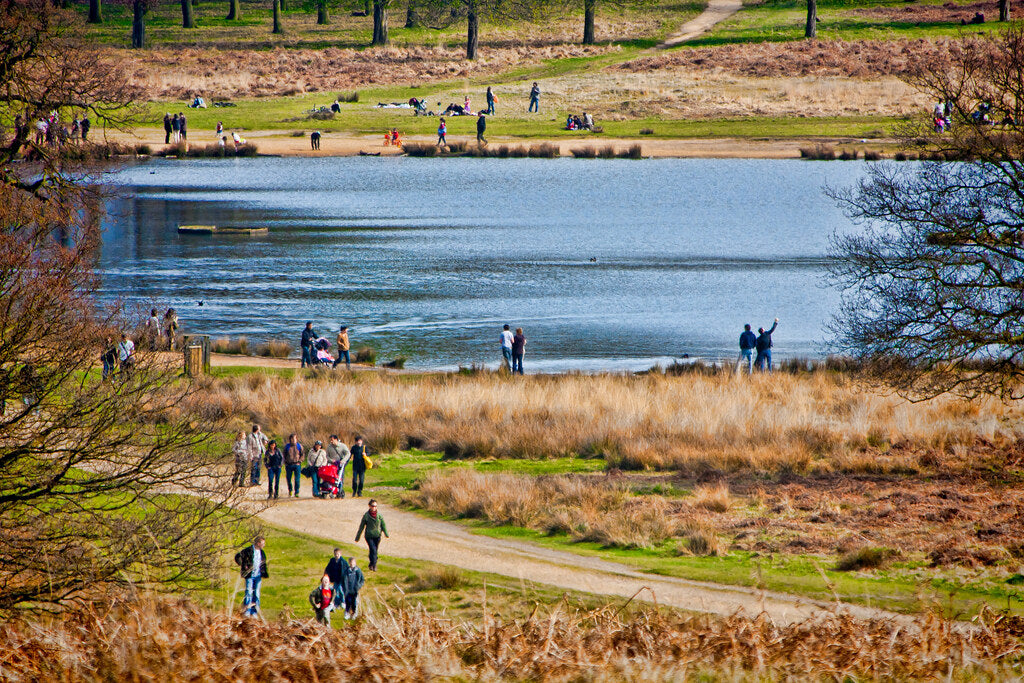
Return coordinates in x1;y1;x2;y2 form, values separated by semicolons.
82;0;636;56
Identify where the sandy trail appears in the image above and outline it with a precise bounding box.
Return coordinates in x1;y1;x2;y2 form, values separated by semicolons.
256;493;911;627
659;0;744;48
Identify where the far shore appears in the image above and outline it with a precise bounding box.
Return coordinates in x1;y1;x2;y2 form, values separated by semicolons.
111;128;897;160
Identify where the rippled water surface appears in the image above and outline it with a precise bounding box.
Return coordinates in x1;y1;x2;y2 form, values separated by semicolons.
99;156;868;371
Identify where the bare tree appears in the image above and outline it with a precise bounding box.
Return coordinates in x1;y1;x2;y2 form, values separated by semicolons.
805;0;816;37
227;0;240;19
372;0;389;44
0;0;242;613
272;0;283;32
317;0;329;23
1000;0;1010;21
88;0;102;23
131;0;146;47
181;0;194;26
828;27;1024;398
417;0;539;59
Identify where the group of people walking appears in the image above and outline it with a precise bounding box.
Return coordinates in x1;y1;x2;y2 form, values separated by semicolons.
233;427;372;500
234;499;388;623
300;322;352;369
738;318;779;373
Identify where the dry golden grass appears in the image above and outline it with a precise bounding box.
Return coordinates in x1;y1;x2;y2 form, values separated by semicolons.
4;596;1021;681
211;371;1024;474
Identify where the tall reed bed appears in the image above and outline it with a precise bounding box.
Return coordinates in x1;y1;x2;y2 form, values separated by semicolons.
4;597;1021;681
209;372;1023;474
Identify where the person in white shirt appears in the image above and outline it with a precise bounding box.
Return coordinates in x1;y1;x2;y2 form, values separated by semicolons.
234;536;268;616
327;435;351;498
500;324;514;372
117;333;135;376
247;425;269;486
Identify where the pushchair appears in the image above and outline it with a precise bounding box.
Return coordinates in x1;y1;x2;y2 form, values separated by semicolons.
317;463;341;498
311;337;335;366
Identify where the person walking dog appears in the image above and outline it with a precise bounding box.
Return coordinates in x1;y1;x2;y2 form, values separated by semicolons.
355;499;388;572
234;536;269;617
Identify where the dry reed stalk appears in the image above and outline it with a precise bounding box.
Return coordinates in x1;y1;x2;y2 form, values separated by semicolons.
2;595;1021;681
208;372;1024;474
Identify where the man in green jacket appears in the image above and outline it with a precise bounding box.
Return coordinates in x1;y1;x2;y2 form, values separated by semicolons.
355;499;388;571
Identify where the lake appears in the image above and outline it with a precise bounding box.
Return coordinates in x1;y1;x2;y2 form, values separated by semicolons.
99;156;868;371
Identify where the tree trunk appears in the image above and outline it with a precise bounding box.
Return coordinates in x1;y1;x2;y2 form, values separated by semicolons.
87;0;102;24
317;0;329;23
272;0;283;33
805;0;816;37
131;0;145;48
181;0;195;27
405;0;419;27
372;0;388;44
363;0;371;15
466;0;478;59
583;0;595;44
999;0;1009;21
227;0;240;20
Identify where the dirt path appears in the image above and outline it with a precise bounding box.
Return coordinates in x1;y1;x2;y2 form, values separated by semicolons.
256;493;911;626
659;0;744;48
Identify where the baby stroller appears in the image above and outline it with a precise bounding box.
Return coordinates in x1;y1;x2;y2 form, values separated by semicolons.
311;337;335;366
318;462;340;498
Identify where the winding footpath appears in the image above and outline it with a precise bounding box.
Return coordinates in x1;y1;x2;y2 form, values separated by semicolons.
659;0;744;48
257;494;912;627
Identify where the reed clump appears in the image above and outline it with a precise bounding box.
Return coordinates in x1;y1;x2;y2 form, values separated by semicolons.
210;371;1024;474
211;337;291;358
3;596;1020;681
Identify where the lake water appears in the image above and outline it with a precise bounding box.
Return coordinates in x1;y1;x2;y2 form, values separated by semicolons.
99;156;868;371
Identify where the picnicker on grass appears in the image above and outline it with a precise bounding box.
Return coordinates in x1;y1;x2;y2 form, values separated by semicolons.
355;498;388;572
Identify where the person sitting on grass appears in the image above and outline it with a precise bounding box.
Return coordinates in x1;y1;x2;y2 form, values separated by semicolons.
341;557;364;619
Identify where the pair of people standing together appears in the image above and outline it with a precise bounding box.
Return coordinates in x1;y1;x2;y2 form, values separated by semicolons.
738;318;778;373
500;324;526;374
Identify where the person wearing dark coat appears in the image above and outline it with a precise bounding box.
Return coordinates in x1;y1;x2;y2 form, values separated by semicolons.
324;547;349;609
755;318;779;372
738;324;757;374
264;440;284;499
476;113;487;145
163;113;172;144
234;536;269;616
301;322;317;368
341;556;365;619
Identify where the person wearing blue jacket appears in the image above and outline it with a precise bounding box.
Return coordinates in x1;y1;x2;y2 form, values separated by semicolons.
755;318;779;372
738;324;757;374
341;556;365;619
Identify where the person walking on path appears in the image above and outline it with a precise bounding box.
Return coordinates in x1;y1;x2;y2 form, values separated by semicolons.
324;547;349;610
311;574;333;626
80;115;90;141
511;327;526;375
171;113;180;143
341;556;364;619
500;324;514;372
327;435;350;497
437;118;447;147
350;436;369;497
755;318;779;372
116;332;135;377
163;308;179;350
332;325;351;369
738;324;757;374
283;433;304;497
264;439;283;499
528;82;540;113
486;86;496;115
231;431;249;487
307;439;328;498
355;499;388;572
163;113;172;144
234;536;268;617
248;424;268;486
476;113;487;146
301;322;318;368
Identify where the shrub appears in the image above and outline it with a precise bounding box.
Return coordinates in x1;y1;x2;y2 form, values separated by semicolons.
235;142;259;157
894;151;908;161
597;146;617;159
799;144;836;160
838;149;859;161
289;130;306;137
308;110;336;121
254;340;291;358
355;346;377;365
527;143;559;158
383;357;407;369
407;566;465;591
447;141;467;154
337;90;359;103
835;547;896;571
135;143;152;155
508;145;528;158
678;524;722;556
693;483;730;512
402;142;438;157
639;128;654;135
571;146;597;158
863;150;882;161
212;336;249;355
620;144;643;159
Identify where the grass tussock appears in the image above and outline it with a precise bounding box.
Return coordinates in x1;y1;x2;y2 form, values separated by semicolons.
210;372;1024;473
407;566;465;592
3;596;1021;681
157;141;258;157
799;143;836;160
212;336;291;358
835;546;898;571
571;145;597;158
354;346;376;366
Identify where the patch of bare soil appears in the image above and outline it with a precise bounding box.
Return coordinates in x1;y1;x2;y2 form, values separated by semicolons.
617;38;953;78
850;0;1024;24
120;44;617;100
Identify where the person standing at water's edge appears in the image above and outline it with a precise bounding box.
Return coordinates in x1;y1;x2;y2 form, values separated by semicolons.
163;113;172;144
234;536;268;617
512;327;526;375
476;113;487;146
437;117;447;147
500;324;514;372
355;499;388;572
333;325;350;370
738;324;757;374
310;130;321;150
350;436;369;497
755;318;779;372
301;321;317;368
